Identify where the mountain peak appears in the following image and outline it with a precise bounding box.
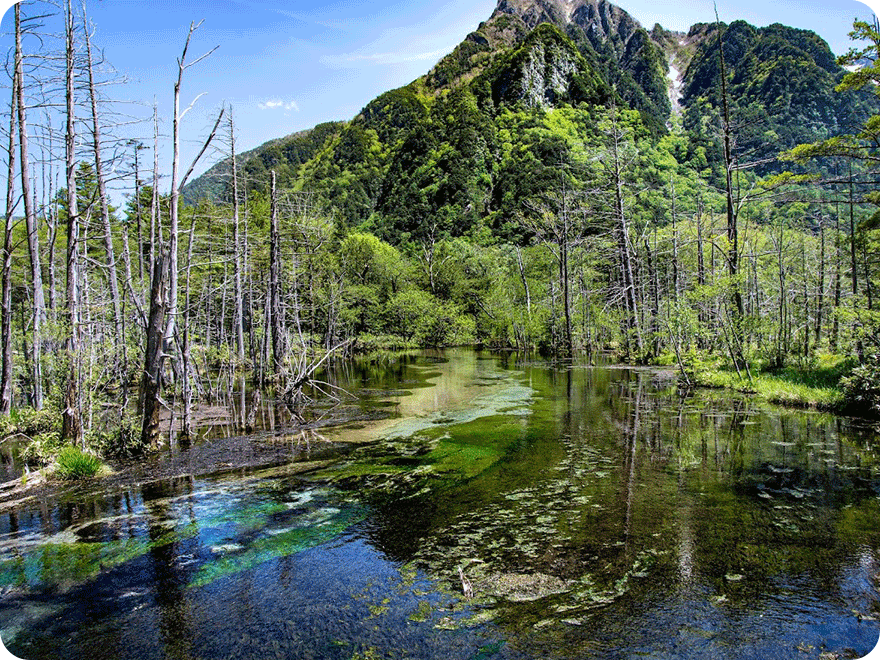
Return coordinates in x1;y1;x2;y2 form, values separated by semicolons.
492;0;579;29
492;0;645;37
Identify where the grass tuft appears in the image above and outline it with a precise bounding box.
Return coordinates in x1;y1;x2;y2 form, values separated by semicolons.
54;446;105;480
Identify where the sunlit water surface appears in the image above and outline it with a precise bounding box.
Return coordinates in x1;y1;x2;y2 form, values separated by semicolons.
0;349;878;660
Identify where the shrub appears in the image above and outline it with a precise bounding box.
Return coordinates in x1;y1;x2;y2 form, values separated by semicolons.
10;406;59;436
21;432;65;465
54;446;104;480
88;418;143;458
840;354;880;416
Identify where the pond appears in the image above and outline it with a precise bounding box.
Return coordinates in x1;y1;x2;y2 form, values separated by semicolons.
0;349;878;660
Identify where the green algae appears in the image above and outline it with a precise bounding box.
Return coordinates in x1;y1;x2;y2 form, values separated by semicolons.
407;600;434;622
188;503;367;588
0;538;150;589
0;519;204;590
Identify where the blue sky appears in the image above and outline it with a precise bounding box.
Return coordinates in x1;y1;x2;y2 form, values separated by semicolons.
0;0;878;195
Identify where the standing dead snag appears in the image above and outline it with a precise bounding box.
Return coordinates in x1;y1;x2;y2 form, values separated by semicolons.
83;5;123;357
166;19;219;349
140;253;169;450
61;0;82;443
269;170;285;373
15;4;46;410
1;65;17;416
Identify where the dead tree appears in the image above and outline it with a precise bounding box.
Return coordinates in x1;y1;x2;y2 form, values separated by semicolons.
601;102;643;360
1;77;17;415
15;4;46;409
61;0;82;443
269;170;285;372
228;112;246;368
166;20;217;347
715;12;746;366
83;4;124;354
140;253;169;450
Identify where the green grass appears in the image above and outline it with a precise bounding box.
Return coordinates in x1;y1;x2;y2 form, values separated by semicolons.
693;355;852;411
54;446;106;480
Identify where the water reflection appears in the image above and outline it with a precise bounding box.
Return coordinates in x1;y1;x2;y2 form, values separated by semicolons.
0;350;877;660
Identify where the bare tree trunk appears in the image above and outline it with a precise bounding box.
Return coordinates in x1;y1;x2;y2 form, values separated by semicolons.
670;177;680;299
245;207;257;373
609;107;642;359
131;142;145;283
560;178;573;358
166;40;185;347
15;5;45;410
645;233;660;359
166;22;217;348
515;247;531;317
1;82;17;415
269;170;284;372
802;234;810;357
43;115;59;317
140;253;168;450
831;205;841;351
150;104;159;269
229;114;247;370
179;219;197;444
816;218;825;345
696;198;707;348
61;0;82;444
848;163;864;362
716;14;745;365
849;164;858;298
83;8;123;351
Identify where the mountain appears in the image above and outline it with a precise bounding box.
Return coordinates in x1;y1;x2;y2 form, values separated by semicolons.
426;0;669;123
182;0;875;239
679;20;871;165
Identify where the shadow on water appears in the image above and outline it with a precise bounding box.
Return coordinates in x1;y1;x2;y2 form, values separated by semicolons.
0;349;878;660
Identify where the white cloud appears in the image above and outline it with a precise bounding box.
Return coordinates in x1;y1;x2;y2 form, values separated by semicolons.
258;99;300;111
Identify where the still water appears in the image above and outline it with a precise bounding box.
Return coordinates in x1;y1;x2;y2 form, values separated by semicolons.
0;349;878;659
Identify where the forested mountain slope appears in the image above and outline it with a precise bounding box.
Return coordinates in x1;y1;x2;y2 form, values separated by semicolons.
182;0;874;240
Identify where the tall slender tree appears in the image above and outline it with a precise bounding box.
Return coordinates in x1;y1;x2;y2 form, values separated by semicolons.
61;0;82;443
15;4;46;409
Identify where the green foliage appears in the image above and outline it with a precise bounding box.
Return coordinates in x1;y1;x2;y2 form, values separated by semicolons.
8;406;60;436
682;19;876;176
429;37;493;88
695;365;845;410
841;354;880;416
88;418;143;458
53;446;105;481
473;23;611;111
21;432;65;466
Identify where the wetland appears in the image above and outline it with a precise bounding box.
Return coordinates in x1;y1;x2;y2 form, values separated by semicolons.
0;349;878;660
